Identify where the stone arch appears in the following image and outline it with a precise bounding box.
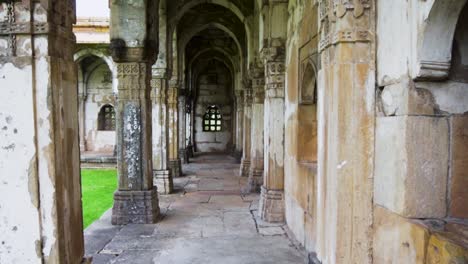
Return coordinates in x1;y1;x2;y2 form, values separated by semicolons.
190;57;235;153
416;0;467;80
169;0;252;74
189;48;239;78
180;22;245;69
75;49;118;93
297;58;318;164
74;48;115;74
169;0;251;43
299;59;318;105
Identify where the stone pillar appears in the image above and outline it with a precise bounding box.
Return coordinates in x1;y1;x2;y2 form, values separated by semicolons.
79;94;87;151
248;66;265;192
0;1;85;262
315;1;375;262
178;92;188;163
151;69;173;194
168;81;182;177
110;0;160;225
240;84;253;176
258;44;286;223
234;90;244;160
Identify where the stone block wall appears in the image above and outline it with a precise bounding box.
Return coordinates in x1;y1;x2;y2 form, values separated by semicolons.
374;0;468;262
284;0;319;253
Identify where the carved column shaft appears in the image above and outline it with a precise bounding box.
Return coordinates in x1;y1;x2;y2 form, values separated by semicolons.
168;82;182;177
109;0;160;225
259;45;286;223
234;90;244;160
178;92;188;164
112;61;160;225
151;69;173;194
315;1;375;263
240;84;253;177
248;68;266;192
79;94;87;151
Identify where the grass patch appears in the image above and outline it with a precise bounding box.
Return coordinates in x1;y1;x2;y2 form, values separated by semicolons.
81;169;117;228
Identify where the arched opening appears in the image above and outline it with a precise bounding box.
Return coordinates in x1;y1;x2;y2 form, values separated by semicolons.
77;55;116;154
98;104;116;131
193;58;234;153
297;61;318;164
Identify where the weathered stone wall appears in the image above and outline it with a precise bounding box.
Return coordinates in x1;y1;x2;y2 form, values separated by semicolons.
194;60;233;152
374;0;468;262
0;1;84;263
284;0;319;253
82;62;116;152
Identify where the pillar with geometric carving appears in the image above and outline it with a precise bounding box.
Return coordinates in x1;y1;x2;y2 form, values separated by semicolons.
178;91;188;164
151;68;173;194
258;44;287;223
240;83;253;177
168;79;182;177
234;90;244;161
315;0;375;262
110;0;160;225
247;63;265;192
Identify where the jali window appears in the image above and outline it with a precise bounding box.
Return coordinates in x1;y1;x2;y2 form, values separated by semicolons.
203;105;222;132
98;104;116;131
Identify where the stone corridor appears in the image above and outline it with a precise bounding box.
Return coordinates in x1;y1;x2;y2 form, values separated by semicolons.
84;154;307;264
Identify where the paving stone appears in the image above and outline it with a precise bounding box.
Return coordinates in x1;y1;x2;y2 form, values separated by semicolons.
84;154;306;264
259;226;285;236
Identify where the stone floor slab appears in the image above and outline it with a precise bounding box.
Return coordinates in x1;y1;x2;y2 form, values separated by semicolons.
84;154;307;264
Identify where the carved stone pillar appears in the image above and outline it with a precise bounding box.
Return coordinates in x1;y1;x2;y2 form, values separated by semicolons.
168;80;182;177
79;94;88;151
151;68;173;194
178;92;188;164
234;90;244;160
111;60;159;225
247;65;265;192
240;83;253;177
109;0;160;225
258;44;286;223
315;1;375;262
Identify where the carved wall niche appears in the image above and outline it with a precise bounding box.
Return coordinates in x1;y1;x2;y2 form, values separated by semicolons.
296;41;319;164
298;42;318;105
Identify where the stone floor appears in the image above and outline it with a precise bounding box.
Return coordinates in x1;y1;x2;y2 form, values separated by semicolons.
84;154;307;264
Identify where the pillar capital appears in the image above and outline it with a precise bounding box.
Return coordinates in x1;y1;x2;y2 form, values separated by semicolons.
116;62;149;100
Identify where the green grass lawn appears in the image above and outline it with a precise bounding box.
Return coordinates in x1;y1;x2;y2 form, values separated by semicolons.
81;169;117;228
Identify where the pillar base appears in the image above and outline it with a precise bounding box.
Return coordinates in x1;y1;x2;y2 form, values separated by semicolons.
112;189;160;225
258;186;285;223
179;149;189;164
233;150;242;162
169;158;182;177
153;170;173;194
239;158;251;177
187;144;194;158
247;168;263;193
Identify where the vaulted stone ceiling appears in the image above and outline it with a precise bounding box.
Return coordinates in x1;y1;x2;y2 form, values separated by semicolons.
176;3;247;58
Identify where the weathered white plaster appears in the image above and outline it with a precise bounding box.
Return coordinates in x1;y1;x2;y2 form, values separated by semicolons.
0;63;42;264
